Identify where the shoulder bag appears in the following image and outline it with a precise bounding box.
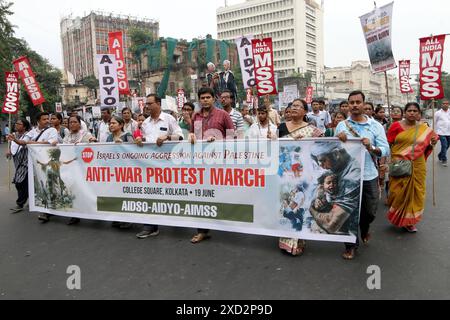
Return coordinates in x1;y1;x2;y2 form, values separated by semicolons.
389;124;419;178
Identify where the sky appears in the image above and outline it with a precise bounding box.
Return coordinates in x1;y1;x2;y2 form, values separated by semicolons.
9;0;450;75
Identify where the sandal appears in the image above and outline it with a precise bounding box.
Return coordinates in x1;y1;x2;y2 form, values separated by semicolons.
38;214;50;223
190;233;211;244
362;233;371;245
342;248;356;260
292;246;305;256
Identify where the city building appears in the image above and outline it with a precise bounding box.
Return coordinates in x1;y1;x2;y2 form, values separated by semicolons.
217;0;324;82
60;11;159;83
324;61;408;107
59;71;97;109
135;35;238;100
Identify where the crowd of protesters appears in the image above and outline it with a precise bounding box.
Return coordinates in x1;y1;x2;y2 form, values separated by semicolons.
5;83;445;260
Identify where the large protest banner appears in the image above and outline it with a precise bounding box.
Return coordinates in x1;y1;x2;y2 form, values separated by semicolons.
360;2;396;73
28;140;365;243
419;34;446;100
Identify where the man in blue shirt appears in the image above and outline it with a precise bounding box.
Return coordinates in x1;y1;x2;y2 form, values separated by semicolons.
335;90;390;260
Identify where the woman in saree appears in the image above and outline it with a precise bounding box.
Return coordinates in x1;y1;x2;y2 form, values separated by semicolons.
387;103;438;233
278;99;324;256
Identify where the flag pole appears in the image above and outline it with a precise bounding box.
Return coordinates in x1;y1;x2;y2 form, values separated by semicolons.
432;98;437;207
384;71;391;118
7;113;12;191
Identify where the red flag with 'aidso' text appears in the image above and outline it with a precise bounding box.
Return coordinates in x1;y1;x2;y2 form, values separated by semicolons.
2;72;20;114
13;56;46;106
419;35;446;100
109;31;130;95
251;38;277;97
399;60;414;94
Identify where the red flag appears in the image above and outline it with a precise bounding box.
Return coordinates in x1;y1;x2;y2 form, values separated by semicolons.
399;60;414;94
109;31;131;95
419;35;446;100
2;72;20;114
13;56;46;106
305;87;314;105
251;38;277;96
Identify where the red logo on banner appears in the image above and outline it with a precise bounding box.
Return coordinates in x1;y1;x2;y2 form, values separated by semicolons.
252;38;278;97
305;87;314;105
399;60;414;94
13;57;46;106
109;31;130;95
420;35;446;100
81;148;94;164
2;72;20;114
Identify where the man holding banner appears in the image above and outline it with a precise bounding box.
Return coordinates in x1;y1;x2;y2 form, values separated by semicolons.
336;91;390;260
8;112;59;222
189;87;235;243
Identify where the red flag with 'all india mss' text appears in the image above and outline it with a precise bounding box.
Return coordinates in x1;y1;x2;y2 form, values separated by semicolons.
419;35;446;100
2;72;20;114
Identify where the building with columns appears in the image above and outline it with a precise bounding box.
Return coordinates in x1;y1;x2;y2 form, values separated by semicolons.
324;61;409;106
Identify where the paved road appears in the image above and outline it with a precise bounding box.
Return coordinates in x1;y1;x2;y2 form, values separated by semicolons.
0;143;449;300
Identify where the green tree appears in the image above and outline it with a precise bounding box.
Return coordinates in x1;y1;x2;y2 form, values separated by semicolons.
0;0;61;119
80;75;98;99
129;27;155;56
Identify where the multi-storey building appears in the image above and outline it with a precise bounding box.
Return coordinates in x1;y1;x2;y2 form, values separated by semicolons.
324;61;408;106
61;11;159;83
217;0;324;81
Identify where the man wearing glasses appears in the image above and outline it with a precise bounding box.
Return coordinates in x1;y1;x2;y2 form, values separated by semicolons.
135;94;183;239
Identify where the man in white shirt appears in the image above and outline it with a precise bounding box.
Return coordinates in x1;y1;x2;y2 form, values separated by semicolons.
97;108;112;143
137;94;183;146
307;100;331;131
9;112;59;146
319;100;332;126
135;94;183;239
8;112;59;223
246;106;277;140
435;99;450;166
